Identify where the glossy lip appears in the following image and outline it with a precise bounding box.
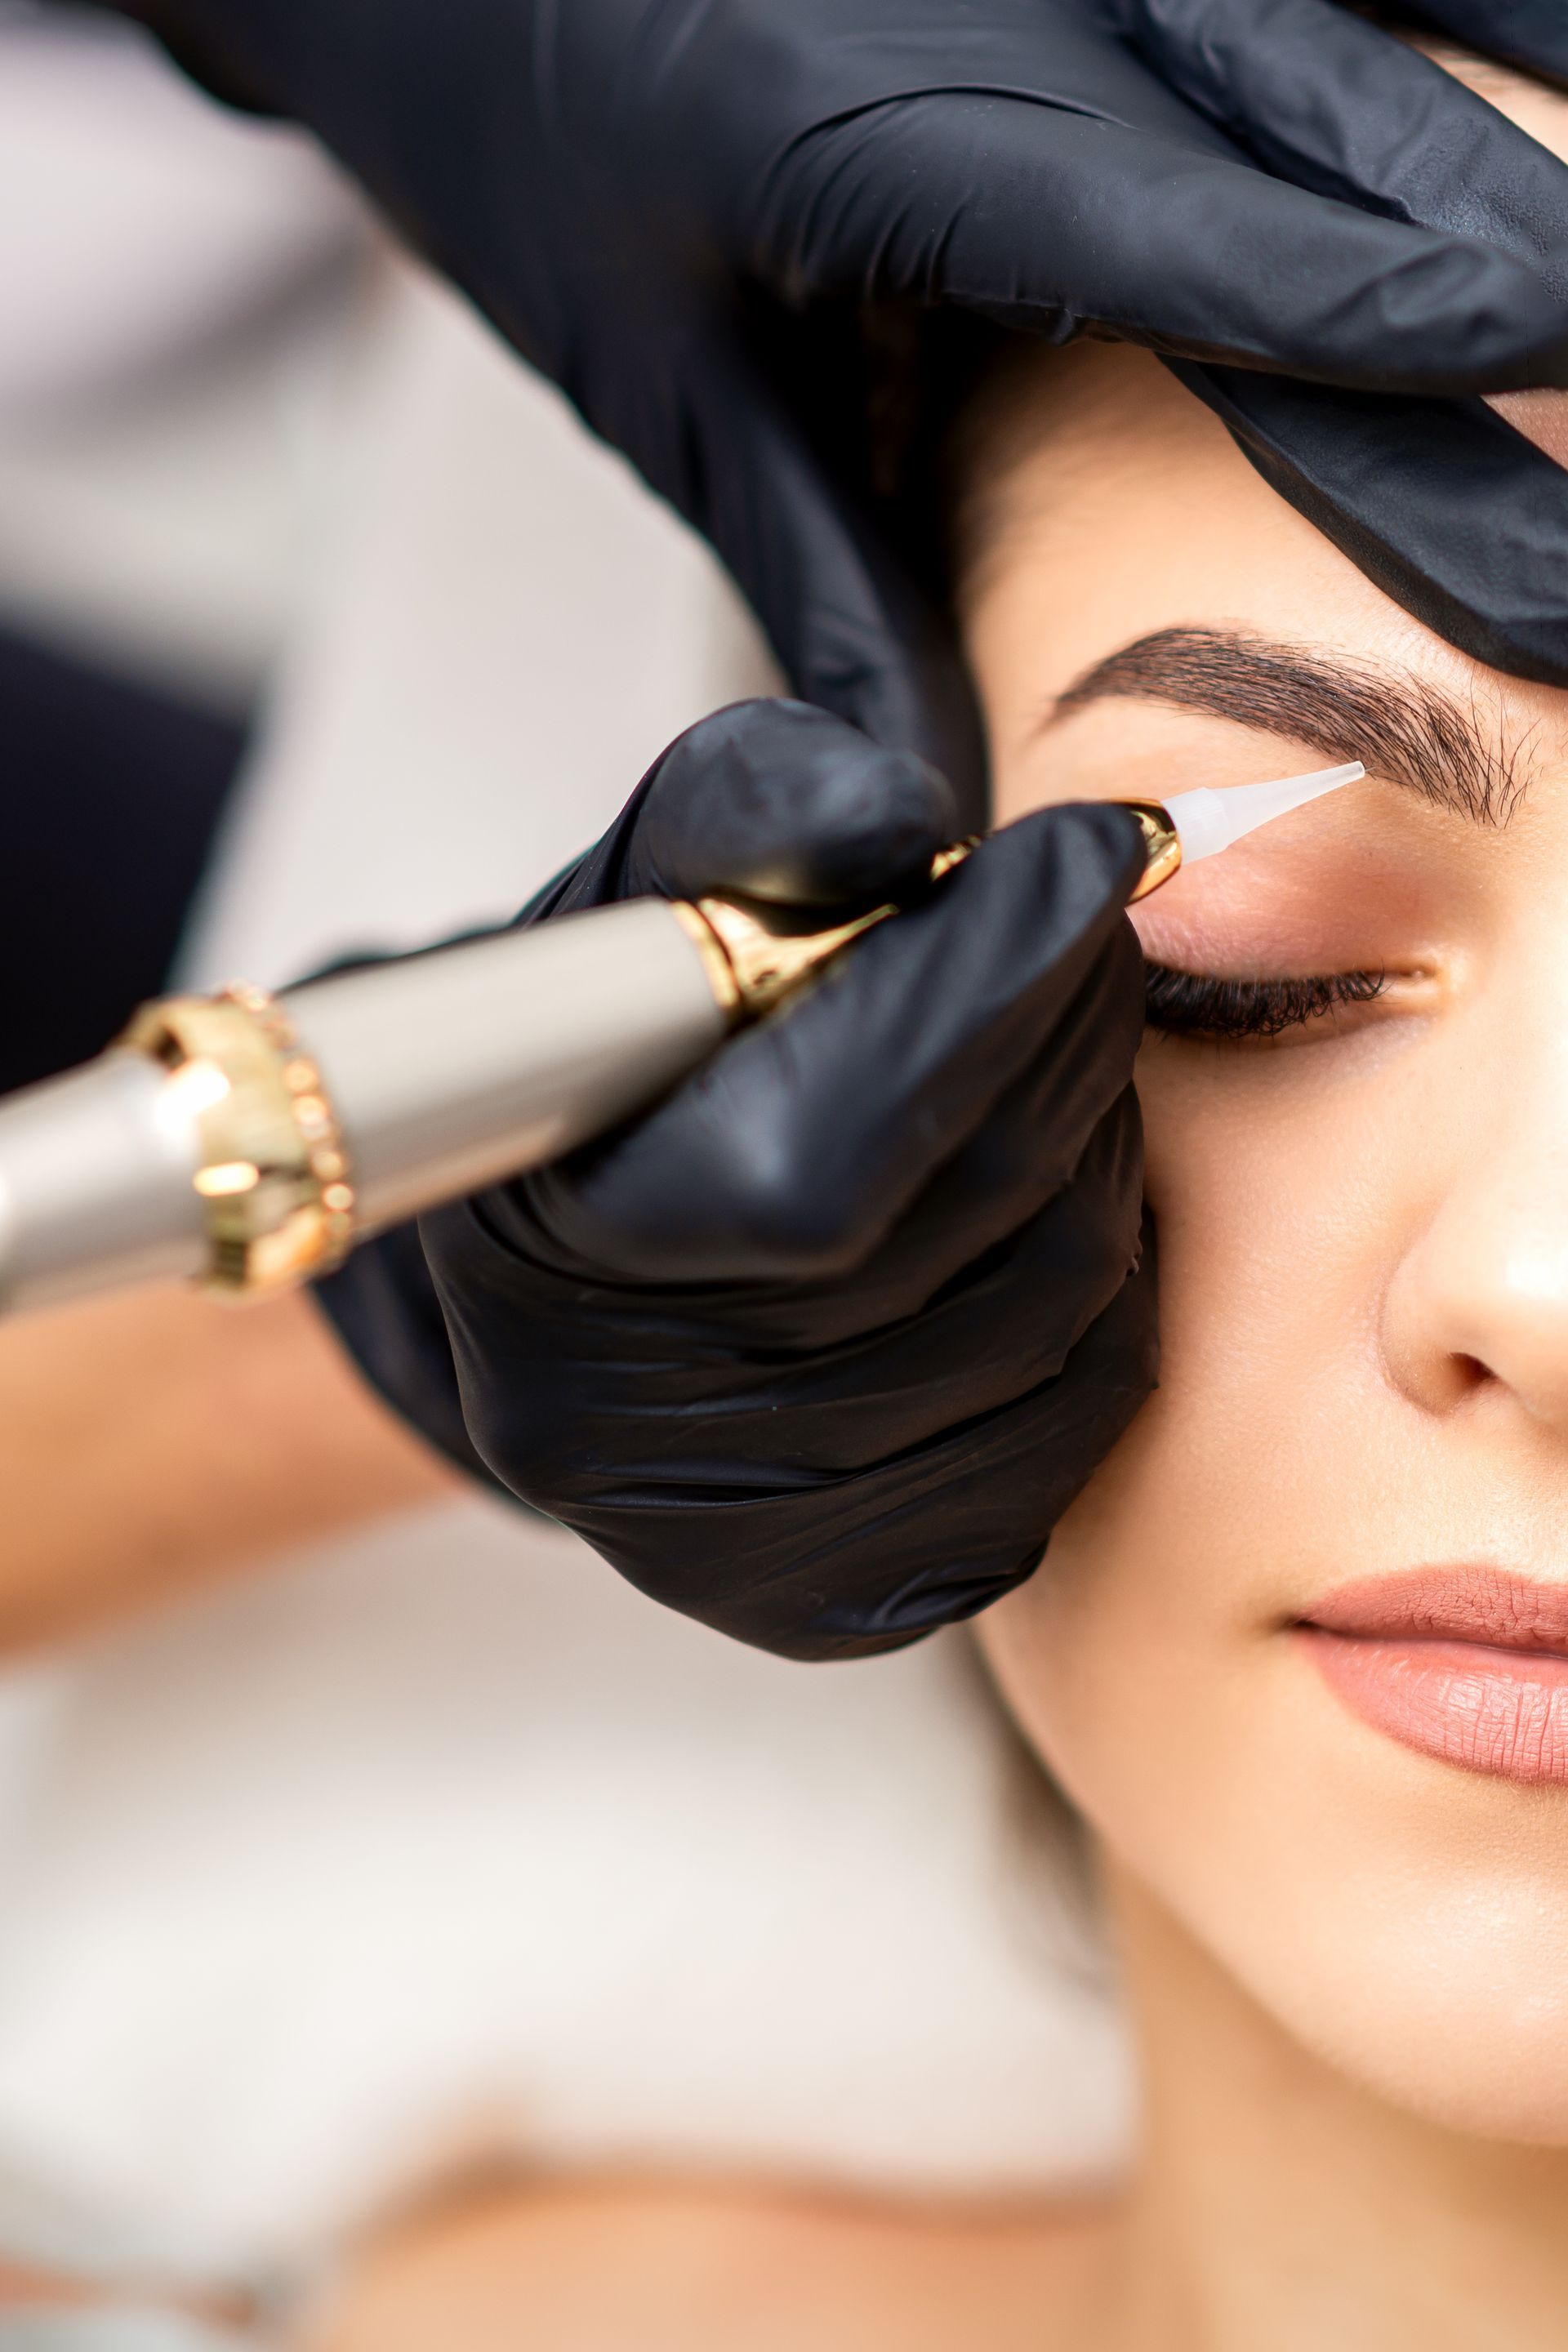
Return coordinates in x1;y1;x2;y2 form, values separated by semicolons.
1297;1566;1568;1787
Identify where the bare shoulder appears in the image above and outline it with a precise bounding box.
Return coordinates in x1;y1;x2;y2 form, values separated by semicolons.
315;2174;1115;2352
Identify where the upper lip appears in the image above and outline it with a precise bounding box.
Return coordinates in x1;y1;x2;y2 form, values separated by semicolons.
1303;1566;1568;1656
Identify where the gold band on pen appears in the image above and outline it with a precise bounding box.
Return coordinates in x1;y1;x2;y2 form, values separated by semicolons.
1120;803;1183;902
672;835;987;1027
119;982;355;1298
670;893;921;1025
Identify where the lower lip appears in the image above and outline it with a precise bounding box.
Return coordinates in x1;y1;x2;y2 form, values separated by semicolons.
1298;1628;1568;1785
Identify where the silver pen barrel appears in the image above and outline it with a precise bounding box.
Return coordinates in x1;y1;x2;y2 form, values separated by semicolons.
0;897;728;1318
283;898;727;1233
0;1052;210;1313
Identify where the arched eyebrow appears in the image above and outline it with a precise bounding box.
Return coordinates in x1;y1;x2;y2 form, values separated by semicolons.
1042;626;1532;826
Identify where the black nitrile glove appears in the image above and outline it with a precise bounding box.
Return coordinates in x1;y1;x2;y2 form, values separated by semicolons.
114;0;1568;806
321;701;1156;1659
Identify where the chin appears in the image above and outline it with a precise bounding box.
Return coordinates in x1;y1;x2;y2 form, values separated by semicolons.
1258;1913;1568;2146
980;1563;1568;2154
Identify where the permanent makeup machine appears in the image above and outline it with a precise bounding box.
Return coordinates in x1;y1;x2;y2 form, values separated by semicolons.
0;764;1359;1316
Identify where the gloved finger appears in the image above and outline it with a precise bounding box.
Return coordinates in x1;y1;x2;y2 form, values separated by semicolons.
769;91;1568;390
314;1222;513;1497
520;697;960;924
666;327;987;814
519;801;1146;1283
524;1224;1160;1662
810;956;1145;1334
455;1088;1141;1468
1116;0;1568;288
791;1232;1160;1659
684;1049;1147;1361
1177;362;1568;687
626;700;957;907
697;939;1146;1348
1408;2;1568;80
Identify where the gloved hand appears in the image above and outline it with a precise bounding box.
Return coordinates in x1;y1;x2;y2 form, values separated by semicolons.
116;0;1568;1658
118;0;1568;808
320;700;1156;1659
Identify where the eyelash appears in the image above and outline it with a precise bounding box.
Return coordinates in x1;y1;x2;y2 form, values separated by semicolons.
1143;961;1388;1040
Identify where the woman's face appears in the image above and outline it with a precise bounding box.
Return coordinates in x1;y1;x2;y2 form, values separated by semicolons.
965;212;1568;2132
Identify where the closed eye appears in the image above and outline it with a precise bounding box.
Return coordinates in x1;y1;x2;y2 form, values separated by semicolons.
1143;962;1388;1042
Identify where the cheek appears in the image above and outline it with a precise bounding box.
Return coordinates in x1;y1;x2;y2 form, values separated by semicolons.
975;1048;1382;1851
982;1039;1404;1725
975;1036;1568;2141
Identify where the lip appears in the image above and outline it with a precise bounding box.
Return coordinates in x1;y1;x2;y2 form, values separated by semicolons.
1298;1567;1568;1787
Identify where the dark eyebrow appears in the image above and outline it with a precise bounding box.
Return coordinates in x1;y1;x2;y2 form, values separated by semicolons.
1045;626;1532;826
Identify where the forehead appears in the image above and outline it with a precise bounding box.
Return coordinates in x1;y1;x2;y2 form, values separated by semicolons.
957;341;1441;687
955;341;1568;802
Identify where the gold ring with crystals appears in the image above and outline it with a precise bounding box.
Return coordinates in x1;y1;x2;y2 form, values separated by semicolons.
120;982;355;1298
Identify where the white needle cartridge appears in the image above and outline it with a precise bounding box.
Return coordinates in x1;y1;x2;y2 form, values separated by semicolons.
1161;760;1365;866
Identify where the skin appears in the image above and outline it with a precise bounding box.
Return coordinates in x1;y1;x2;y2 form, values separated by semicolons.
969;331;1568;2153
0;1283;453;1650
316;2177;1106;2352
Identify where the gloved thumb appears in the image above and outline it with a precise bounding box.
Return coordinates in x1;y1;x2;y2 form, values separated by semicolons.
628;698;960;908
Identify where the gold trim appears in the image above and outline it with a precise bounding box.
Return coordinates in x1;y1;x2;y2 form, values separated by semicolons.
929;835;981;883
684;893;901;1022
675;837;982;1026
669;899;744;1024
120;983;355;1298
1120;803;1183;902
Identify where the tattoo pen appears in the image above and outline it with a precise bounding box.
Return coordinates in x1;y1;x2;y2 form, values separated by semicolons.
0;760;1360;1317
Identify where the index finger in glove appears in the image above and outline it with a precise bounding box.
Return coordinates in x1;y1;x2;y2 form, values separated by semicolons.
764;90;1568;391
525;800;1147;1283
531;697;967;923
635;332;988;810
628;699;958;907
1118;0;1568;295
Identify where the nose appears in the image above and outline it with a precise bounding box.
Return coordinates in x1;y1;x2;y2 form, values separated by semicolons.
1382;1020;1568;1430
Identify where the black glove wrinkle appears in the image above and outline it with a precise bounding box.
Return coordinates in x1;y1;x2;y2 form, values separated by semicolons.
1116;0;1568;289
516;802;1146;1287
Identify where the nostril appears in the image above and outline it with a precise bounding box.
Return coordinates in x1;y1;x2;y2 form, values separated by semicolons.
1451;1352;1494;1398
